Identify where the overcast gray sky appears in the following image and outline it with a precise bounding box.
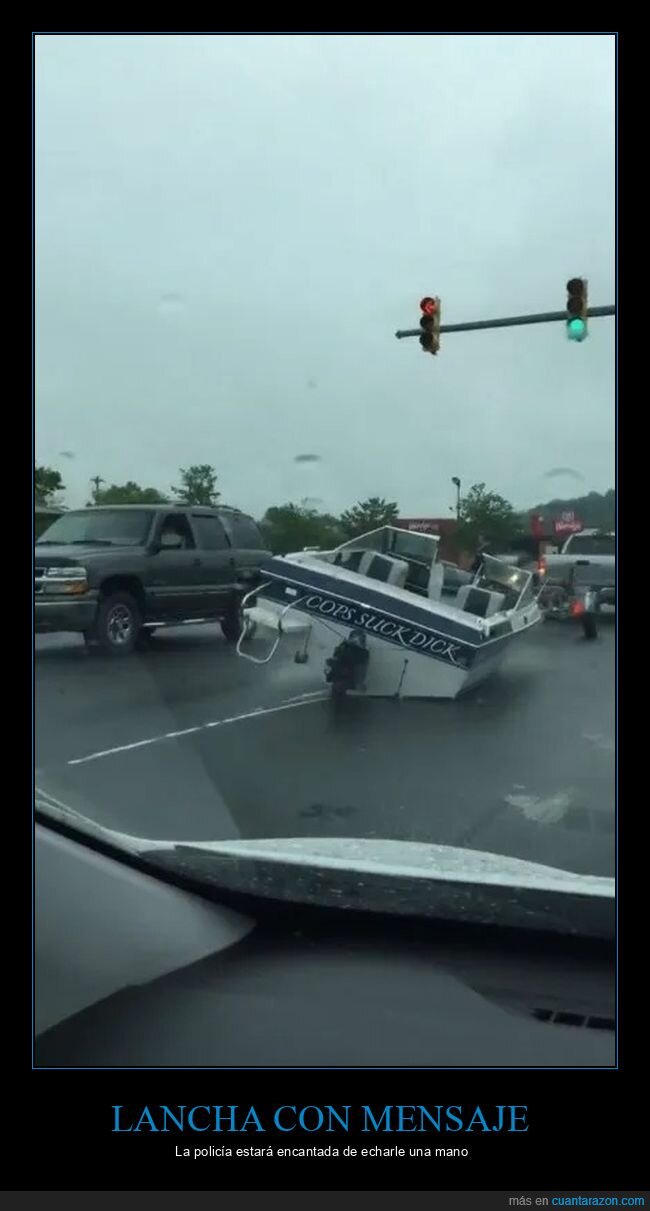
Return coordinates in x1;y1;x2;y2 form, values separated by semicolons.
35;33;615;518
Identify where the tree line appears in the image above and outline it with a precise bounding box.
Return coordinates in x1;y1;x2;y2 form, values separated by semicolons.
531;488;615;532
35;463;615;557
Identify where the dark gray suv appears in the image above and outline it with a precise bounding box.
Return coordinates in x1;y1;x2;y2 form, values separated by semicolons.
34;504;270;656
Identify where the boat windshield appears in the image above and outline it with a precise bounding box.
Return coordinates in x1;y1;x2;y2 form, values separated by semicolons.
475;554;535;609
335;526;439;562
331;526;441;594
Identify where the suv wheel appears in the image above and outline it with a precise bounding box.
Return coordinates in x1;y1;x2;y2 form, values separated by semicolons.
96;591;141;656
221;596;245;644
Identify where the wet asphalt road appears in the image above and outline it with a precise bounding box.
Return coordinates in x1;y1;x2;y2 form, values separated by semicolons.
35;617;615;876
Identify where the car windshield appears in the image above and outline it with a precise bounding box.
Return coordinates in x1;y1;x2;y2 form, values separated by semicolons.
35;34;615;939
37;509;152;547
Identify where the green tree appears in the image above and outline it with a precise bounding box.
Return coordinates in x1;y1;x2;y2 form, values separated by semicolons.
530;489;615;532
172;464;220;506
260;503;344;555
35;465;65;505
457;482;517;551
89;481;168;506
339;496;399;538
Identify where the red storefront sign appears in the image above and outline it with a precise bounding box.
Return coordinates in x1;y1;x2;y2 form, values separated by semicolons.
553;511;583;536
396;518;442;534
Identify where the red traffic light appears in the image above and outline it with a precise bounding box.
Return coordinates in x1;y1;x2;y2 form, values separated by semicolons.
419;296;441;354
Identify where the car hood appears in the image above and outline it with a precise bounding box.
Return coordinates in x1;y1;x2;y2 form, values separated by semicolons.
145;835;613;892
35;797;614;939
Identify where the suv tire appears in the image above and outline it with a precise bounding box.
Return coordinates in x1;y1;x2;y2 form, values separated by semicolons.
221;596;245;644
96;591;142;656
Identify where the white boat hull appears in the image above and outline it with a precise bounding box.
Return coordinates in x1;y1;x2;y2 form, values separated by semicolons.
245;601;530;699
239;534;542;700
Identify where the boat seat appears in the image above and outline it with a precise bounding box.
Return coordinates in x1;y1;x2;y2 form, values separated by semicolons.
357;551;410;588
455;584;507;618
336;549;365;571
427;561;445;601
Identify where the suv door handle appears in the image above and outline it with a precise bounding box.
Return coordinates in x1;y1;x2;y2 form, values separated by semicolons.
193;557;202;566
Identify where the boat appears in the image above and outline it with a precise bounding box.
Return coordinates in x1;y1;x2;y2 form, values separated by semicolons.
236;526;542;699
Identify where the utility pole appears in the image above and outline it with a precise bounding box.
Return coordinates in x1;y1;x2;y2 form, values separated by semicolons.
451;476;461;520
90;475;104;504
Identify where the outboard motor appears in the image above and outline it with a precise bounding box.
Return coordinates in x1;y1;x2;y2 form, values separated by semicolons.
325;629;369;698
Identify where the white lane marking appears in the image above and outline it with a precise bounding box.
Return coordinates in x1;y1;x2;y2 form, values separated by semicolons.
283;690;330;703
66;695;328;767
505;790;573;824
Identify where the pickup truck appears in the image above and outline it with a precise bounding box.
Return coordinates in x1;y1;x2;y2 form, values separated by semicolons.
540;530;615;617
542;530;615;582
35;503;270;656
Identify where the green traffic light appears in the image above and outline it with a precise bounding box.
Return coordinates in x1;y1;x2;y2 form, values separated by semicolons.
567;317;587;342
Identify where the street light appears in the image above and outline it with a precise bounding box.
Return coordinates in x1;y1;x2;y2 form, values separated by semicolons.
451;476;461;520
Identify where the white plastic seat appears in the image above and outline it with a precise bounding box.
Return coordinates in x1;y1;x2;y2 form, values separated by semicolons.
456;585;507;617
357;551;409;589
427;562;445;601
386;558;409;589
487;591;506;615
358;551;378;576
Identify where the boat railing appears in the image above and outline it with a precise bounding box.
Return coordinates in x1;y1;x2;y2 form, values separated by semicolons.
236;581;312;665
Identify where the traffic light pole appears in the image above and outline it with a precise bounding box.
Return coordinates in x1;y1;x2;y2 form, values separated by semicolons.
395;304;615;340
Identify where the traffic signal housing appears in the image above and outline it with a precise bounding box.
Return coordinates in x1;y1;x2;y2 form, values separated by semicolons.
419;296;441;354
566;278;588;342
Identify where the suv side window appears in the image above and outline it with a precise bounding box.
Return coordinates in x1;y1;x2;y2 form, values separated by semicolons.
192;514;230;550
221;513;265;550
158;512;196;549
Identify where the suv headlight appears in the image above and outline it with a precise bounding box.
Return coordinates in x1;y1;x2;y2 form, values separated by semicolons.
42;566;89;594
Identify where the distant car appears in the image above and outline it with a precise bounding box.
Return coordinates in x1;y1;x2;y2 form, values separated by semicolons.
35;503;270;656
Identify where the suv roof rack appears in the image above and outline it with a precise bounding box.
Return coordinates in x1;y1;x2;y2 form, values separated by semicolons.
168;501;242;512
